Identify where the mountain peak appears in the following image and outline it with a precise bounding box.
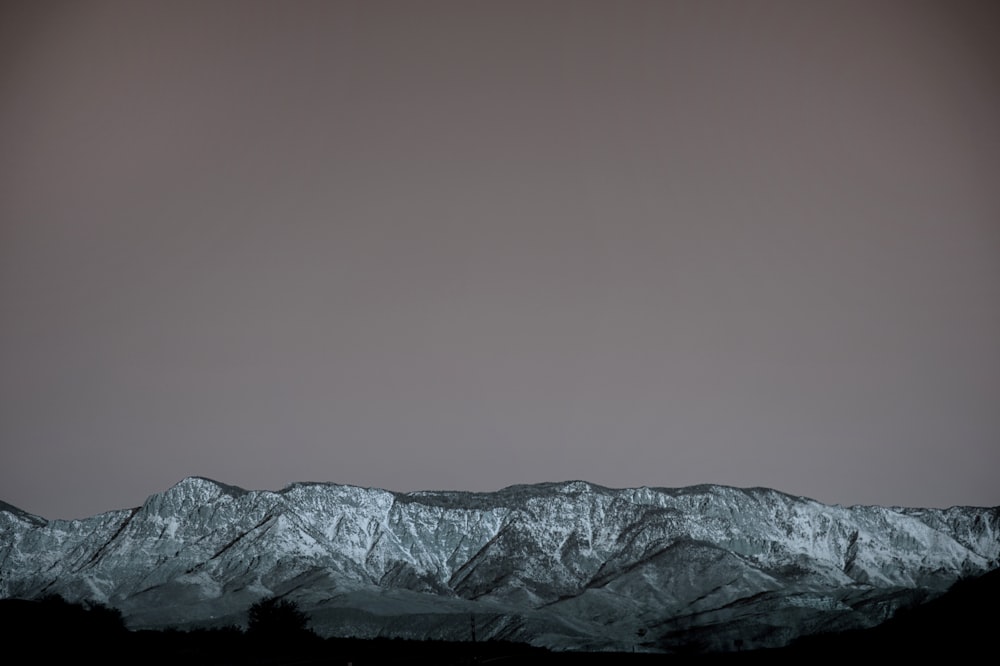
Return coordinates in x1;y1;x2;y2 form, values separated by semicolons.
165;476;248;497
0;500;46;527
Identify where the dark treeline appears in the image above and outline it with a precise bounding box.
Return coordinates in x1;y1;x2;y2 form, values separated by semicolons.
0;596;552;665
1;568;995;664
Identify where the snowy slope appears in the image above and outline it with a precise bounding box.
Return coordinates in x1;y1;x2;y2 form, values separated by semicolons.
1;478;997;652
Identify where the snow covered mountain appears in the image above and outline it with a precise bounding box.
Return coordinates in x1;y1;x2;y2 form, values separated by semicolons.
1;478;997;652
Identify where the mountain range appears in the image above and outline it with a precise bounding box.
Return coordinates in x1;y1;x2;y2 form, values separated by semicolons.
1;477;997;652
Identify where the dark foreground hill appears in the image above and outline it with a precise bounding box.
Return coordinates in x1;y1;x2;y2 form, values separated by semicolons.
786;564;1000;659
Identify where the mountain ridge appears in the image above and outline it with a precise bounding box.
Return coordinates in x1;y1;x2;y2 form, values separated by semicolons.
2;476;997;652
7;476;994;522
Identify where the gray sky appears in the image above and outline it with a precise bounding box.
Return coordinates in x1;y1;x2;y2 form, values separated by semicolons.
2;1;999;519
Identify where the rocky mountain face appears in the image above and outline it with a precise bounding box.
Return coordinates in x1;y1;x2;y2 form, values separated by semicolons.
1;478;998;652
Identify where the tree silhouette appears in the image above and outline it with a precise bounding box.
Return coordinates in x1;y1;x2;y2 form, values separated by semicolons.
83;599;127;633
34;594;126;634
246;596;311;639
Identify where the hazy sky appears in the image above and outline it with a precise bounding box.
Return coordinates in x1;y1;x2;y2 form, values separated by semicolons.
2;1;999;518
